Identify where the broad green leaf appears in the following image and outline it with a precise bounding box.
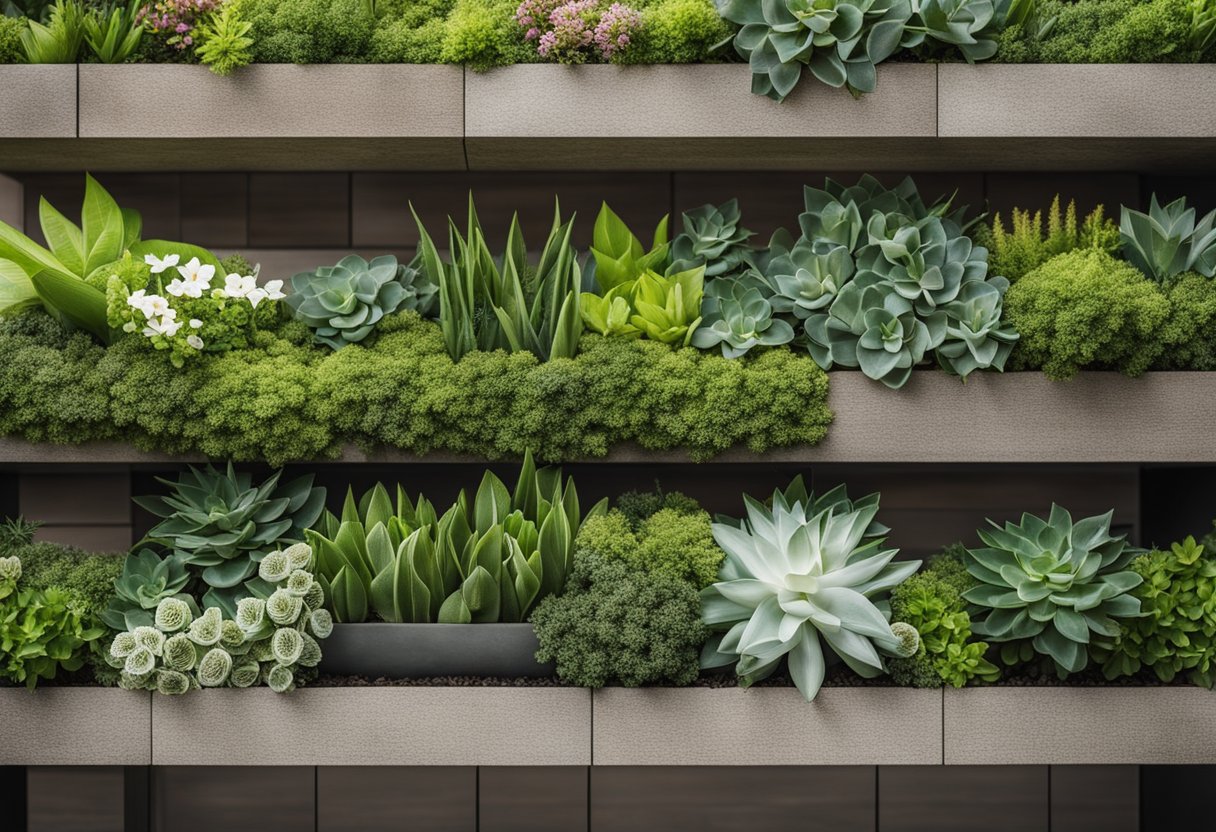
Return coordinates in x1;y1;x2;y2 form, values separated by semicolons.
128;240;223;273
38;198;84;277
81;174;126;275
0;258;37;316
121;208;142;251
30;269;110;342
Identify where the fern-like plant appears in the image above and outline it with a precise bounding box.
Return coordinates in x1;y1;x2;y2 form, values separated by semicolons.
988;196;1120;282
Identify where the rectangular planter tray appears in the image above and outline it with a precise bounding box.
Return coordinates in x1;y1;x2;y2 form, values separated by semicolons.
592;687;943;765
151;687;591;766
0;687;151;765
944;687;1216;765
318;623;552;678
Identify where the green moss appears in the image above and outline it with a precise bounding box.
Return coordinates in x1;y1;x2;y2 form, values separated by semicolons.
0;310;832;465
84;252;152;294
1005;249;1171;380
7;541;123;616
623;0;731;64
997;0;1197;63
439;0;534;70
0;16;26;64
575;506;722;589
615;487;701;530
243;0;375;63
1160;273;1216;371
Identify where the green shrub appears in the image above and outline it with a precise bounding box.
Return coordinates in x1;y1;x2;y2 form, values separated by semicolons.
5;541;123;615
887;546;999;688
1005;249;1171;379
615;487;701;530
985;196;1120;283
440;0;533;70
0;15;25;63
576;507;722;589
1160;273;1216;371
1093;536;1216;687
531;549;708;687
243;0;375;63
997;0;1196;63
622;0;731;64
0;310;832;464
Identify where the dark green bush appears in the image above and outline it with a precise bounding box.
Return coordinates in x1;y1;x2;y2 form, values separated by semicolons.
615;487;702;530
996;0;1196;63
0;15;25;63
577;507;723;589
243;0;375;63
1005;249;1171;379
369;0;452;63
0;310;832;465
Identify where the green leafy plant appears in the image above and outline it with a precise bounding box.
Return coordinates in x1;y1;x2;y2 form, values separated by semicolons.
986;196;1120;282
0;516;42;549
99;548;192;632
134;464;326;612
82;0;142;63
1093;535;1216;687
19;0;84;62
1120;194;1216;282
670;199;755;277
286;254;437;350
107;543;332;694
962;505;1142;678
0;555;105;688
575;505;724;590
700;483;920;701
413;196;584;362
195;2;255;76
581;266;705;346
1192;0;1216;54
587;202;670;292
887;546;999;687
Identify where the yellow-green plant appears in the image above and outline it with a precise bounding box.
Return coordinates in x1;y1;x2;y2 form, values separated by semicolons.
988;195;1120;282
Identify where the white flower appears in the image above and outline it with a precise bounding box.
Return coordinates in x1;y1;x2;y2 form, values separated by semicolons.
176;258;215;294
165;279;186;298
127;289;148;311
143;294;170;318
262;280;286;301
247;288;268;308
186;334;205;350
189;319;203;329
144;253;180;274
223;273;257;299
142;315;182;338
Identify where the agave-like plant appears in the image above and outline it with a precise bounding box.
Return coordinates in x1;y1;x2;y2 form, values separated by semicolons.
962;505;1143;677
701;483;920;701
1120;194;1216;282
670;199;755;277
692;279;795;357
135;464;327;609
286;254;437;350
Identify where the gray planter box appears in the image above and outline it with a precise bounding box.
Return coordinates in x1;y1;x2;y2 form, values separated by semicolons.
0;688;151;765
0;65;76;138
152;687;591;765
319;623;552;678
592;687;943;765
944;687;1216;765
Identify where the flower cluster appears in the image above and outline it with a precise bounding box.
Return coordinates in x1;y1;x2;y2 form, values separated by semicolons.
107;252;283;367
138;0;224;50
517;0;641;63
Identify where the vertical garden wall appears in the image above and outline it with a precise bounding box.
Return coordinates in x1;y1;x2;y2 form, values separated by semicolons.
1;1;1216;830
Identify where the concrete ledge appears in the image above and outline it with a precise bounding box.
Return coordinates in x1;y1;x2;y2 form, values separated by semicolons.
150;687;592;766
0;66;76;138
939;64;1216;138
944;687;1216;765
0;688;151;765
592;687;943;765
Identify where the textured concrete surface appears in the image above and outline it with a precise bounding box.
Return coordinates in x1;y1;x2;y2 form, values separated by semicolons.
0;66;76;138
151;687;592;765
945;687;1216;764
592;687;943;765
0;689;151;765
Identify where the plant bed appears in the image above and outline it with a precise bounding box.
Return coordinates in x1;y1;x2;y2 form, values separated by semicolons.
943;687;1216;765
317;624;552;678
150;687;591;765
591;687;943;765
0;687;151;765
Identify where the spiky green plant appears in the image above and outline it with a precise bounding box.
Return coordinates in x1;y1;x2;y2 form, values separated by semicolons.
1120;194;1216;282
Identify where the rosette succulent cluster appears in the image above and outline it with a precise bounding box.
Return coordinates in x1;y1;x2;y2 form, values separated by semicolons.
962;506;1143;678
701;479;921;701
692;274;795;357
670;200;756;278
99;548;192;631
1120;194;1216;282
108;543;331;695
285;254;437;350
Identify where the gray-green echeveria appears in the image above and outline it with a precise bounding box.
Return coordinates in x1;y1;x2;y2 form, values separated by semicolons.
936;278;1018;376
800;175;964;247
670;199;756;277
286;254;437;350
766;240;855;319
855;213;988;314
692;280;795;358
904;0;1006;62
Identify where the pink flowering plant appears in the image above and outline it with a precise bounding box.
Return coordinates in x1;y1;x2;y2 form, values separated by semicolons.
516;0;641;63
138;0;223;54
106;252;284;368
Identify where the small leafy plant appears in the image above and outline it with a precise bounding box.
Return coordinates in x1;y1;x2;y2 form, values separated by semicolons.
986;195;1120;282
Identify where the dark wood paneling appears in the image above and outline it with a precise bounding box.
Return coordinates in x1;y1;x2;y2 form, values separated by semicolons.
19;173;182;244
1140;175;1216;213
152;766;314;832
180;173;248;249
1140;466;1216;548
878;766;1048;832
1141;766;1213;832
1051;766;1139;832
249;173;350;247
591;766;876;832
2;766;27;832
317;766;475;832
479;766;587;832
28;766;124;832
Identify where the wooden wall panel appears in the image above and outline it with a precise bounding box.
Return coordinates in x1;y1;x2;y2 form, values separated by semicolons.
982;172;1140;220
152;767;314;832
878;766;1049;832
19;471;133;551
27;767;125;832
1051;766;1139;832
317;767;475;832
248;173;350;248
180;173;248;249
479;766;587;832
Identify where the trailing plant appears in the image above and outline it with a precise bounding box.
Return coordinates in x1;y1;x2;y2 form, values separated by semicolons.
134;464;326;613
670;199;755;278
985;196;1120;282
310;452;604;624
285;254;436;350
20;0;84;62
887;545;999;687
413;196;584;362
1093;535;1216;687
962;505;1142;678
107;543;332;694
1120;194;1216;283
700;482;920;701
1005;249;1170;379
0;555;105;688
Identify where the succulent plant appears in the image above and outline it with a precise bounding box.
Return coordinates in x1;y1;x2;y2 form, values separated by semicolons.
670;199;756;277
903;0;1006;62
855;214;988;313
579;284;643;338
800;175;966;245
766;240;855;320
717;0;913;101
1120;194;1216;282
806;276;946;388
286;254;437;350
935;278;1018;376
701;485;920;701
99;548;193;632
692;279;795;358
962;506;1143;677
587;202;670;291
627;266;706;346
135;464;326;608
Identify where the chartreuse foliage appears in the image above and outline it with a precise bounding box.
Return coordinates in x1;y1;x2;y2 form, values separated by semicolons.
963;506;1142;678
701;478;920;701
983;195;1120;282
309;452;605;624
